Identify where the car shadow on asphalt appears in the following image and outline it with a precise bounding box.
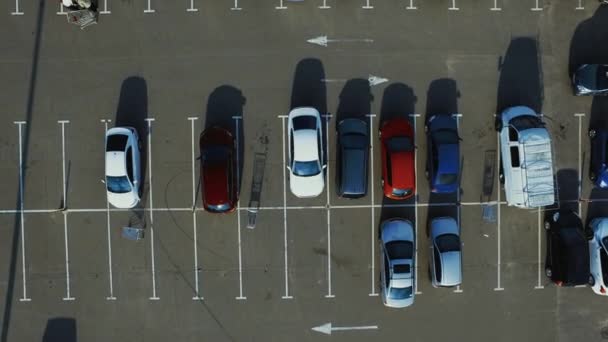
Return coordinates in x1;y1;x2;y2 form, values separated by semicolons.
568;5;608;77
379;82;417;127
42;317;76;342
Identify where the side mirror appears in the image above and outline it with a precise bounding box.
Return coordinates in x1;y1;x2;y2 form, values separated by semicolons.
101;179;106;184
323;164;327;170
286;166;291;171
133;180;138;185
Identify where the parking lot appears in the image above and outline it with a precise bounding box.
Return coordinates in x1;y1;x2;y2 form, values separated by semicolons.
1;1;608;341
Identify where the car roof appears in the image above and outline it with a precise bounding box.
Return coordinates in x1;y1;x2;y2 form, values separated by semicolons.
436;144;459;174
105;152;126;177
293;130;319;162
340;147;367;197
203;155;231;206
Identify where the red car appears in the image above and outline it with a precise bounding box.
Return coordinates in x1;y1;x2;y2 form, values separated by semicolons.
380;118;416;200
200;127;237;213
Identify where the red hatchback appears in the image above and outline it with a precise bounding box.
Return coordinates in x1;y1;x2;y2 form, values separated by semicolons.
200;127;237;213
380;118;416;200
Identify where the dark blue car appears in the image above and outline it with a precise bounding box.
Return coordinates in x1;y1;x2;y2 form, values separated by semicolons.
425;115;460;193
589;128;608;188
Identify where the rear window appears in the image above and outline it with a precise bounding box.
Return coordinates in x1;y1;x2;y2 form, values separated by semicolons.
393;264;410;274
510;116;543;131
432;129;459;144
293;116;317;130
107;135;128;152
388;286;412;300
438;173;458;185
386;241;413;260
203;146;230;164
387;137;413;152
341;133;367;149
436;234;460;253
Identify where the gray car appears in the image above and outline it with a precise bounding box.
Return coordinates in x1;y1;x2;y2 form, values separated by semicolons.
429;217;462;288
572;64;608;96
380;218;415;308
336;118;369;198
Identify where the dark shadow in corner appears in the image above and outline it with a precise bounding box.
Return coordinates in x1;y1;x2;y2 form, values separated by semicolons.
380;83;417;126
290;58;327;115
589;96;608;132
496;37;543;118
556;168;579;213
379;197;416;239
42;318;76;342
424;78;460;123
204;85;246;194
568;5;608;77
586;188;608;226
336;78;372;124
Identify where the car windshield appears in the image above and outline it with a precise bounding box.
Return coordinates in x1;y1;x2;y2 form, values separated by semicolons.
293;160;321;177
432;129;459;144
438;173;458;185
510;115;542;131
293;116;317;130
203;146;230;164
341;133;367;149
388;286;412;300
106;135;128;152
385;240;413;260
436;233;461;253
386;137;413;152
207;203;231;213
392;188;412;197
106;176;131;194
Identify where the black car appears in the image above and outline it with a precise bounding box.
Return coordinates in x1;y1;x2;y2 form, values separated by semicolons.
589;128;608;188
544;210;591;286
572;64;608;96
336;118;369;198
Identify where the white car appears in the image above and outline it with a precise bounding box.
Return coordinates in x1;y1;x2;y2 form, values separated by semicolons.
589;218;608;295
105;127;141;208
380;218;415;308
287;107;325;198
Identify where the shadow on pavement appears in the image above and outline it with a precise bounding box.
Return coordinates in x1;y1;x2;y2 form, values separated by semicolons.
42;318;76;342
290;58;327;115
568;5;608;77
380;83;417;126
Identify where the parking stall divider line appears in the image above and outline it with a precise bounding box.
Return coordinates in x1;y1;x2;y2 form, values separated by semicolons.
362;0;374;9
11;0;24;15
410;114;422;295
323;114;334;299
59;121;75;301
275;0;287;10
576;0;584;10
367;114;378;297
453;114;463;294
576;113;585;215
145;118;160;301
187;0;198;12
494;129;504;291
233;116;246;300
100;0;111;14
279;115;292;299
535;207;544;289
15;121;31;302
406;0;417;10
144;0;155;13
531;0;542;11
188;117;203;301
448;0;459;10
57;3;67;15
490;0;501;11
231;0;242;10
102;120;117;300
319;0;330;9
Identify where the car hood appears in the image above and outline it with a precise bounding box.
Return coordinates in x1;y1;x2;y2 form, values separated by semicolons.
290;173;324;198
107;191;139;209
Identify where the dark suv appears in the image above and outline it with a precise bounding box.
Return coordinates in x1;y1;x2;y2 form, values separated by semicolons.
336;118;369;198
544;210;591;286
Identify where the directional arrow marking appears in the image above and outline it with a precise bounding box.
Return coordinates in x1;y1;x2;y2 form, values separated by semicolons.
311;323;379;335
321;75;388;87
307;35;374;47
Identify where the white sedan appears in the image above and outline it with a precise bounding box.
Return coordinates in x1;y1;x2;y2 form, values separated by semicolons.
589;218;608;295
105;127;141;208
287;107;325;198
380;218;415;308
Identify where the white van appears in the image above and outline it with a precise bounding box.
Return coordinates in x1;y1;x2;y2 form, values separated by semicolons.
497;106;555;208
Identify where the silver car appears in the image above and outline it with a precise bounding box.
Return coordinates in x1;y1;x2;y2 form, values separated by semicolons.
429;217;462;287
588;218;608;296
380;218;415;308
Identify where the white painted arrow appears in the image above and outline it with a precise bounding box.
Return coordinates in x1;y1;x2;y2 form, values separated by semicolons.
311;322;378;335
307;35;374;47
321;75;388;87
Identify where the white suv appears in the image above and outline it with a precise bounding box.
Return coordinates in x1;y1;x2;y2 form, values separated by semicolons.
105;127;141;208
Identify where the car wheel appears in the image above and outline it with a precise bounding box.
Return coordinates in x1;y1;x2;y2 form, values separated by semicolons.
589;274;596;286
589;129;597;139
544;221;551;230
590;171;597;182
545;267;552;278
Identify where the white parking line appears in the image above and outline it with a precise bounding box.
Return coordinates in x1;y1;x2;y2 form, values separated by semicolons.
101;119;116;300
410;114;421;295
406;0;417;10
319;0;330;9
324;115;334;299
454;113;463;294
57;3;67;15
276;0;287;9
531;0;542;11
495;131;504;291
367;114;378;297
11;0;24;15
362;0;373;9
15;121;30;302
576;113;585;215
58;121;75;301
279;115;292;299
449;0;459;10
231;0;242;10
576;0;584;10
490;0;502;11
146;118;159;300
187;0;198;12
144;0;155;13
234;116;246;300
100;0;111;14
534;207;544;289
188;117;202;301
